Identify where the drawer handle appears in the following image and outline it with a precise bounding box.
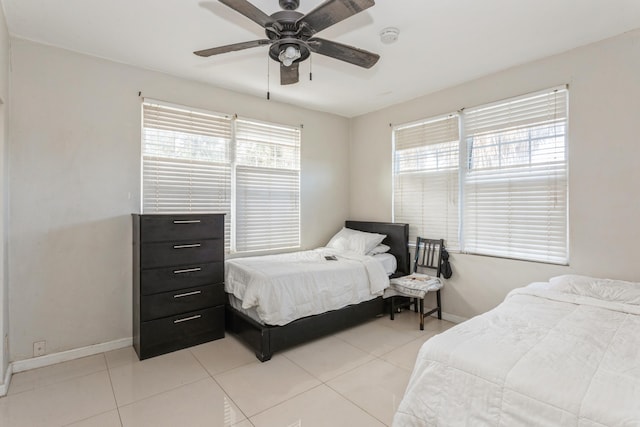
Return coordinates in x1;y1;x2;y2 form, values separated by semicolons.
173;290;202;299
173;219;201;224
173;267;202;274
174;315;201;324
173;243;201;249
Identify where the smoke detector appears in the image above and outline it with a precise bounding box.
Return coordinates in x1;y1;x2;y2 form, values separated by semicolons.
379;27;399;44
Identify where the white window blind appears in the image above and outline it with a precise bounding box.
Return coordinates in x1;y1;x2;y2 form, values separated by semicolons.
393;114;460;249
142;101;232;248
235;119;301;252
463;88;568;263
142;100;301;254
392;86;569;265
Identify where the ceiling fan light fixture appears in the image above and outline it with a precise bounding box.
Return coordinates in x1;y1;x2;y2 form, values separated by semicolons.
379;27;399;44
279;45;301;67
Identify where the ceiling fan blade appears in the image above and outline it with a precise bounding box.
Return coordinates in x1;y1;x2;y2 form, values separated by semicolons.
280;62;300;85
308;38;379;68
298;0;374;35
218;0;276;29
194;39;272;57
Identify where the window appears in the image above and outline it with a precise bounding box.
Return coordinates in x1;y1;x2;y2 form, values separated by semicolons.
463;89;568;263
234;119;301;252
142;100;301;254
393;114;460;249
392;87;568;264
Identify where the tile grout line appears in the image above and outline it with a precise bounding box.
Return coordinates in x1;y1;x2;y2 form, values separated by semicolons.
231;355;324;420
280;344;374;384
109;350;210;410
323;351;416;426
244;382;327;421
60;409;121;427
188;347;252;425
5;355;111;398
281;342;394;426
323;372;392;426
114;374;209;409
103;352;125;427
209;345;374;422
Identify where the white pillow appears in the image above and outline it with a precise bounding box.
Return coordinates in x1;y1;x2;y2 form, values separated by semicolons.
326;227;386;255
549;274;640;305
368;244;391;255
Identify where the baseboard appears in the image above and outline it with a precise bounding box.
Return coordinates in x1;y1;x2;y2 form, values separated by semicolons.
438;311;468;324
10;337;132;374
0;363;12;397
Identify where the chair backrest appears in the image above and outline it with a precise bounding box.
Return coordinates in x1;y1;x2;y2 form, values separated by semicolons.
413;237;444;277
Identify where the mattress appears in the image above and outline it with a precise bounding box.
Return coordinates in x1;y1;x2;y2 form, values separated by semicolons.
225;248;391;326
394;275;640;426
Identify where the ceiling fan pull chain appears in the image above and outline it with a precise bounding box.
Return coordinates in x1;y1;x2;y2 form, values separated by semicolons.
309;55;313;81
267;54;271;100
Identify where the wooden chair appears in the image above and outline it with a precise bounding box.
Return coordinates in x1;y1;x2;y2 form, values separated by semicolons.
389;237;444;330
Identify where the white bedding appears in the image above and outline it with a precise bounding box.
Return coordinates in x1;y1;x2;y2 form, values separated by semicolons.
374;252;397;276
394;275;640;426
225;248;391;326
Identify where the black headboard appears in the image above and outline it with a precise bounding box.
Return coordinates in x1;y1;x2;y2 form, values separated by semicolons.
345;220;410;277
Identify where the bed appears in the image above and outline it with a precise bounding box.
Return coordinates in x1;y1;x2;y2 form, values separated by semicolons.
224;220;410;361
394;274;640;426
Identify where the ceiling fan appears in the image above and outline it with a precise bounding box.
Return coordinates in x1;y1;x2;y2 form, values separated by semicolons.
194;0;380;85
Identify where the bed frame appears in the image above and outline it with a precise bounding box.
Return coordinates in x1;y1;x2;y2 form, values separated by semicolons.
225;220;410;361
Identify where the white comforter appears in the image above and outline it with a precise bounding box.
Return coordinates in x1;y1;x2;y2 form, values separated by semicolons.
225;248;390;326
394;275;640;426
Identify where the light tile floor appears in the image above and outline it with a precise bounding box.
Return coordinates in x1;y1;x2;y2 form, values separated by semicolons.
0;311;454;427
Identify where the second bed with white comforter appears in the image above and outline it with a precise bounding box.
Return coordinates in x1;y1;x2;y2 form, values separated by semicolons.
394;274;640;426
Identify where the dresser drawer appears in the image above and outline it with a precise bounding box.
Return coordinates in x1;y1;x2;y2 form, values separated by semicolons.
141;262;223;295
140;215;224;242
140;283;225;321
139;306;225;360
141;239;223;269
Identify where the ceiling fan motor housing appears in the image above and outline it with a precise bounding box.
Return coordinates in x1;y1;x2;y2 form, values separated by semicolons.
279;0;300;10
266;10;309;39
266;9;312;65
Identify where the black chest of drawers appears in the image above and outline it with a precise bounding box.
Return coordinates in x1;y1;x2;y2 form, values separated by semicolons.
132;214;225;360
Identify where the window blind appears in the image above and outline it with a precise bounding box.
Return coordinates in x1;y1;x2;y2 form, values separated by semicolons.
463;88;568;264
142;101;233;249
142;101;301;254
393;114;460;249
234;119;301;252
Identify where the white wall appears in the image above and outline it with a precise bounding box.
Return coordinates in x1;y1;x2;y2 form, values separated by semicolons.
350;29;640;319
8;39;350;361
9;25;640;362
0;1;10;386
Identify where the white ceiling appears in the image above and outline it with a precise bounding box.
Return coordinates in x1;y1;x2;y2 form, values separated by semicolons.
3;0;640;117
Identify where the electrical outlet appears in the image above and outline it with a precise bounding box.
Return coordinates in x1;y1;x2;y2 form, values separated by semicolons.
33;340;46;357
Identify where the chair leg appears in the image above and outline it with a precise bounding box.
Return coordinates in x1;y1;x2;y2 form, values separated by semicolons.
419;298;424;330
390;296;395;320
436;290;442;319
413;298;418;313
